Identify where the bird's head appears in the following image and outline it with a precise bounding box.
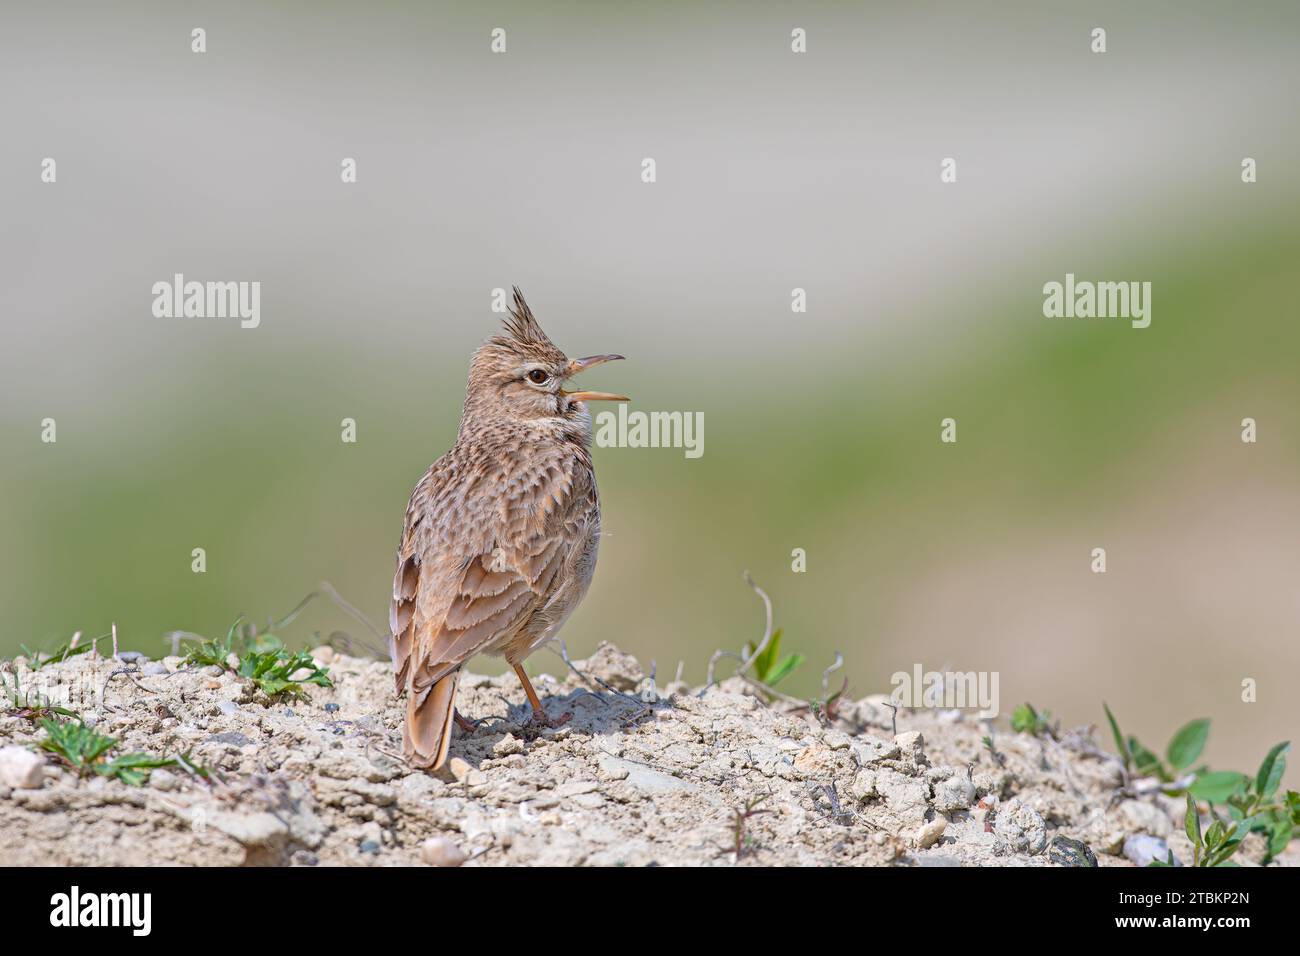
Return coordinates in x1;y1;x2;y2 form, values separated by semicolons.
463;287;628;426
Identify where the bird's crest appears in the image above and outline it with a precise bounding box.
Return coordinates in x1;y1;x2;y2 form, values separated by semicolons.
499;286;556;350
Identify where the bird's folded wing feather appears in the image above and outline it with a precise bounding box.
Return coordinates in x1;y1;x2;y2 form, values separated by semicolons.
389;453;581;698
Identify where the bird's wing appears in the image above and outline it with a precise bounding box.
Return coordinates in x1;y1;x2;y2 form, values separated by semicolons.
389;447;586;698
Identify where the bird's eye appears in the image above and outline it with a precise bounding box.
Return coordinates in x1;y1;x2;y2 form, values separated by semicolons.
527;369;549;385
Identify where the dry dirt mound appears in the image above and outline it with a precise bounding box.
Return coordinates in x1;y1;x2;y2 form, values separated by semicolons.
0;642;1291;867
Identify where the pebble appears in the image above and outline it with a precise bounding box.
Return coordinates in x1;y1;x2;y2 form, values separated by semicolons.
141;662;168;676
914;818;947;849
994;797;1047;855
1118;799;1173;838
893;731;926;763
208;731;254;747
149;768;180;791
493;734;524;757
420;836;468;867
852;736;900;766
1049;836;1098;867
1124;834;1173;867
932;773;976;812
324;703;340;714
0;746;45;789
822;730;853;751
116;651;147;663
447;757;473;782
359;840;381;854
214;700;240;716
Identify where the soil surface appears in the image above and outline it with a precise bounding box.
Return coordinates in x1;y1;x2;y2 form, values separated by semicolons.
1;642;1294;867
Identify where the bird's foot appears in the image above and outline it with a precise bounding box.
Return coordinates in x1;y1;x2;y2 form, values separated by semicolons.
519;707;571;736
453;709;479;734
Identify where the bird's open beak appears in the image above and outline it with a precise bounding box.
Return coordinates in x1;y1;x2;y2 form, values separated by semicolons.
562;354;629;402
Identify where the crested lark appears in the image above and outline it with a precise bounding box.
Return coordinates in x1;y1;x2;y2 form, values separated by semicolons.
389;288;628;770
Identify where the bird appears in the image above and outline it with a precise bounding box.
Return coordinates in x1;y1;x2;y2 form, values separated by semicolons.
389;287;628;770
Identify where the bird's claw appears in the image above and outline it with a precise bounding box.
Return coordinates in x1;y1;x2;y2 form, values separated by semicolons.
522;708;571;734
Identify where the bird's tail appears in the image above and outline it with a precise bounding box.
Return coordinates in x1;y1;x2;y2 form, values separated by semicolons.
403;668;460;770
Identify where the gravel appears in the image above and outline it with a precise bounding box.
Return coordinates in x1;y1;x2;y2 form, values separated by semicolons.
1;641;1296;867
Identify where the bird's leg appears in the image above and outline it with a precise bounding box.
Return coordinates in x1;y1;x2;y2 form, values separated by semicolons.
512;662;572;728
453;709;478;734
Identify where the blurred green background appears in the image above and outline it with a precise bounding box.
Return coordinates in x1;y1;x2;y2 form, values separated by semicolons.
2;1;1297;782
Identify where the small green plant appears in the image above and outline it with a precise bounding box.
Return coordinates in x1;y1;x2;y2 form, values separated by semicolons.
1;671;76;721
1010;702;1056;737
37;718;178;786
1218;741;1298;863
237;648;332;699
982;735;1006;768
19;635;100;672
1103;703;1212;791
1106;708;1299;867
1183;792;1247;867
181;616;332;700
182;616;286;668
744;628;803;688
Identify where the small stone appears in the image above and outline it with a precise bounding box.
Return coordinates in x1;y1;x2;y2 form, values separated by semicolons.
141;662;168;676
576;641;643;691
465;770;488;787
311;645;336;664
493;734;524;757
421;836;468;867
324;703;340;714
792;744;836;776
852;736;900;766
359;840;381;854
914;817;947;849
117;651;147;663
851;768;878;800
149;768;179;791
932;774;976;812
1049;836;1098;867
447;757;472;782
214;700;240;716
1124;834;1173;867
822;730;852;750
893;731;926;764
224;653;240;670
1118;799;1173;838
876;770;930;828
994;797;1048;855
205;664;225;677
0;746;44;789
208;731;254;747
